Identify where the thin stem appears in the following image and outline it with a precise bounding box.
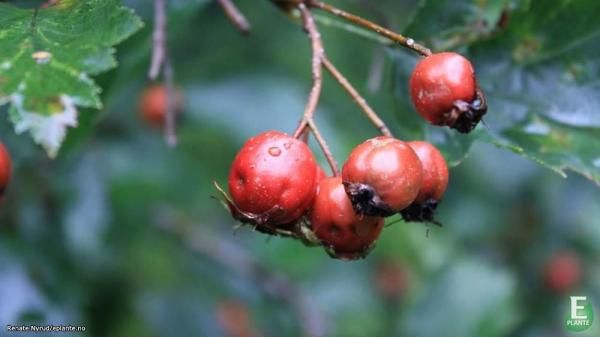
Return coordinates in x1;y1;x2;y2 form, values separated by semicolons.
307;0;432;56
293;3;324;139
156;214;328;337
149;0;166;80
322;56;392;137
307;119;339;176
163;58;177;147
217;0;251;34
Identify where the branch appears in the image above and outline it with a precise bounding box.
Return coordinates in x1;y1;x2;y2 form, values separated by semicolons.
322;56;392;137
149;0;178;146
163;58;178;147
307;0;432;56
217;0;251;34
149;0;166;80
293;3;324;139
307;118;339;176
157;215;328;337
293;4;339;177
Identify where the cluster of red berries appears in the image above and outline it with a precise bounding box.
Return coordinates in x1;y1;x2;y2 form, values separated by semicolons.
226;132;447;259
224;52;485;259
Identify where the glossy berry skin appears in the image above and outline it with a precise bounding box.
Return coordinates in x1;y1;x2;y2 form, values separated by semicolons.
544;251;582;294
409;141;448;202
228;131;318;227
342;137;423;216
138;85;181;127
0;143;12;199
410;52;487;133
311;177;384;259
315;165;328;182
400;141;449;223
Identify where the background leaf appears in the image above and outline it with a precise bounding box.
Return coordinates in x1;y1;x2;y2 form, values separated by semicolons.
0;0;142;156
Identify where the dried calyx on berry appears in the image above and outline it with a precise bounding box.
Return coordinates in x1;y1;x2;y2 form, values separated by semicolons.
342;137;423;217
400;141;449;225
410;52;487;133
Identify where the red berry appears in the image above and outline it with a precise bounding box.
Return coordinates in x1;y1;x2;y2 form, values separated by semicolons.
409;52;487;133
311;177;384;259
138;85;182;127
315;165;328;182
342;137;423;216
374;259;409;300
544;251;582;294
409;141;449;202
216;300;259;337
228;131;318;227
0;142;12;199
400;141;449;223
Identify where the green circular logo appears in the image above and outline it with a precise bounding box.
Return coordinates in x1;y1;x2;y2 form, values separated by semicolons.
565;296;594;332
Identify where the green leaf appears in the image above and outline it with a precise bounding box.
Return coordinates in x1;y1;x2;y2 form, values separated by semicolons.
482;116;600;185
0;0;143;157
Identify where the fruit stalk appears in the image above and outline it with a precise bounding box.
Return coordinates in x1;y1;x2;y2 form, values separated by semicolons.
149;0;166;80
307;0;432;56
294;4;340;176
293;3;324;139
217;0;251;34
322;56;392;137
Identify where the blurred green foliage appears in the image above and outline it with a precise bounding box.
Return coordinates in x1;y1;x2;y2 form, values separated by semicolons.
0;0;599;337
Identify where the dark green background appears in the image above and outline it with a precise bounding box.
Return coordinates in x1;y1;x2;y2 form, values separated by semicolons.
0;0;599;336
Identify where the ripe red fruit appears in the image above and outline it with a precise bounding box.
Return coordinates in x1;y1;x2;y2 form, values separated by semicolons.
0;143;12;199
311;177;384;259
138;85;182;127
374;260;409;301
544;251;582;294
400;141;449;223
216;300;259;337
409;52;487;133
342;137;423;216
315;165;328;182
228;131;318;227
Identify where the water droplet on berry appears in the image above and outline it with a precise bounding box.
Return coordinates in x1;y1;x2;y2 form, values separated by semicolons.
268;147;282;156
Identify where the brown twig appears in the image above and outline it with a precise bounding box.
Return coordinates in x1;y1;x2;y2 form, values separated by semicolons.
149;0;166;80
322;56;392;137
307;119;339;176
149;0;178;146
307;0;432;56
217;0;251;34
157;215;328;337
292;4;339;176
293;3;324;139
163;58;178;147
